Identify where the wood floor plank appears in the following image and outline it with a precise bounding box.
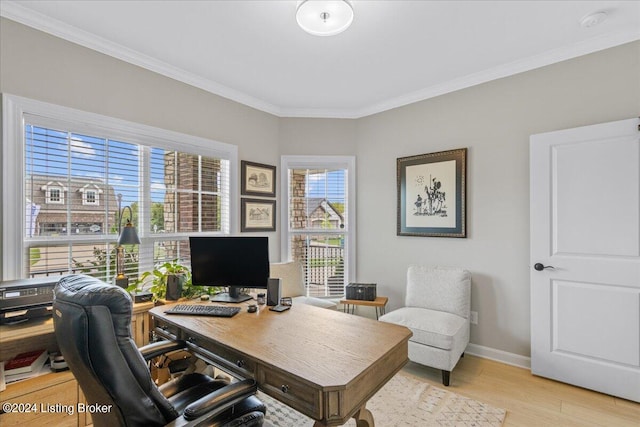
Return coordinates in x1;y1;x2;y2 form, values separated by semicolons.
402;355;640;427
561;401;640;427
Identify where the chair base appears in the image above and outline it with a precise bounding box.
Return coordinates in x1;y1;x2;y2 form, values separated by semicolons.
218;411;264;427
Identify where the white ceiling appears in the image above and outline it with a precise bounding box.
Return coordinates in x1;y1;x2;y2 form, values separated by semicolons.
2;1;639;118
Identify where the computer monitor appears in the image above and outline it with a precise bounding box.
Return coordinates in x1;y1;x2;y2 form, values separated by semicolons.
189;236;270;303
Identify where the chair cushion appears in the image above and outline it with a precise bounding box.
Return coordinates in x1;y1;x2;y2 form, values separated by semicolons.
292;296;337;310
161;374;227;414
406;265;471;318
379;307;467;351
270;262;336;309
216;398;265;427
270;262;305;297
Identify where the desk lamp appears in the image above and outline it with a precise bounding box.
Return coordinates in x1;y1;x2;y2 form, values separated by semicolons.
115;194;140;288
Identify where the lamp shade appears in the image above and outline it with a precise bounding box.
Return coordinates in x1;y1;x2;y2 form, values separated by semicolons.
117;222;141;245
296;0;354;36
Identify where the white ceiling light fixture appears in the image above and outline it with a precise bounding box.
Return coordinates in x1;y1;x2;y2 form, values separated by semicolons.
296;0;354;36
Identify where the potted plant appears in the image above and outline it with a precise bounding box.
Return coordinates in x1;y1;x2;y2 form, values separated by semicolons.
128;259;220;302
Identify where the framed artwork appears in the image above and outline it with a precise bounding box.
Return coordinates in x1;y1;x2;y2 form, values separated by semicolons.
397;148;467;237
241;198;276;232
241;160;276;197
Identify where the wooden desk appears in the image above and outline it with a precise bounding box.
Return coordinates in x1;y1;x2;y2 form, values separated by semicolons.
151;302;411;427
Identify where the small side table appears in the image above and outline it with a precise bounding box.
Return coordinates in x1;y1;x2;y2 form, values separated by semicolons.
340;296;389;320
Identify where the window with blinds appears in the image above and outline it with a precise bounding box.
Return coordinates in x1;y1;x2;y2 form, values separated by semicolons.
22;121;231;282
284;158;355;298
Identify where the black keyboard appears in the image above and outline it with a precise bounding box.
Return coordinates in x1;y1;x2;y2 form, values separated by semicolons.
165;304;241;317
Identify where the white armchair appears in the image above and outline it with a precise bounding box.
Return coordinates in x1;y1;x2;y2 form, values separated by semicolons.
270;261;337;310
379;265;471;386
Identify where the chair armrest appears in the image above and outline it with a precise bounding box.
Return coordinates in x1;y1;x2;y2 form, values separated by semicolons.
139;339;187;361
183;379;258;421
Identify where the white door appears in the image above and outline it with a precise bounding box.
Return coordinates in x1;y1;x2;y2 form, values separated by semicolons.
530;118;640;402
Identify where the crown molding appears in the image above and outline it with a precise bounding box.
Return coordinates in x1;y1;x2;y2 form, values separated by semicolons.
0;1;284;117
353;28;640;119
3;0;639;120
278;107;362;119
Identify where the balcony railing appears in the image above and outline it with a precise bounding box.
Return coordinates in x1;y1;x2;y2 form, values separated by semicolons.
303;244;344;297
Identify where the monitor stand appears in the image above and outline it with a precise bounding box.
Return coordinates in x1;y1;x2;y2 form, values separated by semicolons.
209;287;252;303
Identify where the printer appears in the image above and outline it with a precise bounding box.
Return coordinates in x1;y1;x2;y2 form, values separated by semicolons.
0;276;62;324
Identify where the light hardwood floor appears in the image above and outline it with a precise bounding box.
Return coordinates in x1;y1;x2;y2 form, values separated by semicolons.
402;355;640;426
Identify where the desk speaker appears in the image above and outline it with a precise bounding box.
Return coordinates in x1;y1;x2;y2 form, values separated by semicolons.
267;278;281;306
166;276;183;301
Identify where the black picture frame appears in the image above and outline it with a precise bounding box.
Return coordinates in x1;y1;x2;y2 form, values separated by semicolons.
241;160;276;198
241;198;276;232
397;148;467;237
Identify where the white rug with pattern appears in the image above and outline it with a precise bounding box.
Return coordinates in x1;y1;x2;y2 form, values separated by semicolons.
259;371;506;426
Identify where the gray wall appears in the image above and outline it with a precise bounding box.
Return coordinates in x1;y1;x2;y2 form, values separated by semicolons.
2;17;639;358
355;41;640;356
0;18;282;257
279;118;357;157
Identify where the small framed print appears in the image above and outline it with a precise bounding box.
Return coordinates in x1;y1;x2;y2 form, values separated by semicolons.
241;198;276;232
397;148;467;237
241;160;276;198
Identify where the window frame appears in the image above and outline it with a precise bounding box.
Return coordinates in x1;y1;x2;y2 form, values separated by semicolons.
280;155;356;296
46;186;64;204
84;190;97;205
2;94;238;280
81;188;100;206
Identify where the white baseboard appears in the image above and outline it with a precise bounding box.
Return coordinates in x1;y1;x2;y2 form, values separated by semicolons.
466;343;531;370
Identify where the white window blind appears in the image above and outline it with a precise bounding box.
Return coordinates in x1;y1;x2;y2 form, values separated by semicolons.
3;95;236;282
282;157;356;298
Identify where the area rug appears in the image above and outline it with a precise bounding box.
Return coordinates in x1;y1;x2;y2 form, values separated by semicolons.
259;370;506;426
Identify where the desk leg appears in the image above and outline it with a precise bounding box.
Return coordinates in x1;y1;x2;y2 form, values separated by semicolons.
353;405;375;427
311;404;374;427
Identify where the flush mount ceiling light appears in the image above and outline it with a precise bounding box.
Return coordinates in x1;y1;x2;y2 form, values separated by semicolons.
296;0;354;36
580;11;608;28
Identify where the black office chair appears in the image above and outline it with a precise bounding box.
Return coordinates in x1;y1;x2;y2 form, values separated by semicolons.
53;274;266;427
